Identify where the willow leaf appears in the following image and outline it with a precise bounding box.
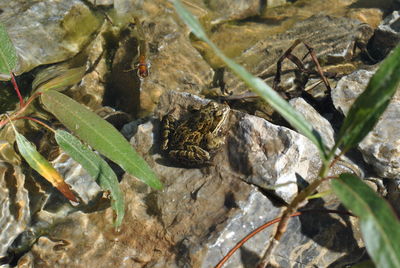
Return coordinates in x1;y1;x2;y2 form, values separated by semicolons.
15;132;77;202
332;174;400;268
41;90;162;190
33;65;86;93
55;130;125;227
0;23;17;74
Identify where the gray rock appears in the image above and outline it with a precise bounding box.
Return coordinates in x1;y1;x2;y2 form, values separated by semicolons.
155;91;323;203
332;68;400;178
52;153;102;205
229;111;321;203
0;0;103;80
200;189;281;267
290;97;335;148
332;69;378;115
368;10;400;61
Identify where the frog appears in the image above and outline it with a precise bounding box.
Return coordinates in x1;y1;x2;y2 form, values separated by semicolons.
160;101;230;166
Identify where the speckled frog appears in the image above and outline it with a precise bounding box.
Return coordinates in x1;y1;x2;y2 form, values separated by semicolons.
161;101;230;166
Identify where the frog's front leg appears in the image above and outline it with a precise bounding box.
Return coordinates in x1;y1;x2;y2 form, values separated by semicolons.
161;112;176;151
205;133;226;151
169;144;211;164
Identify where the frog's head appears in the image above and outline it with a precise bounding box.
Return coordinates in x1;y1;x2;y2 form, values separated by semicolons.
204;102;230;133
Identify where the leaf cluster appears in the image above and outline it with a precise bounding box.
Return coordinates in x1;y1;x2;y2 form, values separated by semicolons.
0;24;162;228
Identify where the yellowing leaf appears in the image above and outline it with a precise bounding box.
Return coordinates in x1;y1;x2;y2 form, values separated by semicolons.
15;132;77;202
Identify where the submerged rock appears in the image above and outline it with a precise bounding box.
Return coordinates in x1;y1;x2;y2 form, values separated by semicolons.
223;14;374;95
0;0;103;80
207;0;263;24
0;163;30;260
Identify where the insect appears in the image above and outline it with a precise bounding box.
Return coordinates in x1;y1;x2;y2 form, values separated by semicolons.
137;54;149;79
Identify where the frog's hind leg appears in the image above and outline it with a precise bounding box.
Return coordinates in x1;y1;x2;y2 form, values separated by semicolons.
169;145;211;165
161;112;176;151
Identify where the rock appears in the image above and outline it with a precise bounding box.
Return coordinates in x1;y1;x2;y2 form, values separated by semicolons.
20;91;363;267
0;0;103;80
199;189;280;267
0;163;30;259
332;67;400;178
223;15;374;95
9;90;366;267
108;1;215;116
207;0;263;24
368;10;400;61
52;153;102;204
290;97;336;148
332;68;378;115
267;0;288;8
154;91;325;203
229;111;321;203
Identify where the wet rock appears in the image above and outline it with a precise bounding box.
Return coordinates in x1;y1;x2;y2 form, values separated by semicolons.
0;163;30;259
332;68;400;178
368;10;400;61
139;17;214;115
223;15;374;95
13;90;366;267
68;22;110;111
0;0;103;80
207;0;263;24
107;1;215;116
52;153;102;204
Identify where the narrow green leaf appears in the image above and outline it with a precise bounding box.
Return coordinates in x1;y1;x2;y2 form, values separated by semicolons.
0;23;18;74
14;132;77;202
55;130;125;227
350;260;376;268
335;44;400;153
173;0;328;161
332;174;400;268
41;90;162;190
33;65;86;93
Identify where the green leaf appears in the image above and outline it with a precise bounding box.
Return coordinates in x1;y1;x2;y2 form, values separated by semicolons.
0;23;18;74
33;65;86;93
173;0;328;161
335;44;400;153
55;130;125;227
14;131;77;202
332;173;400;268
41;90;162;190
350;260;376;268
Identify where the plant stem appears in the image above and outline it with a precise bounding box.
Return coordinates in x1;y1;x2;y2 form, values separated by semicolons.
10;72;24;108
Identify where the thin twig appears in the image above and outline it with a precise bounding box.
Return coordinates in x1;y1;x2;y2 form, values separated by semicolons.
217;209;353;267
